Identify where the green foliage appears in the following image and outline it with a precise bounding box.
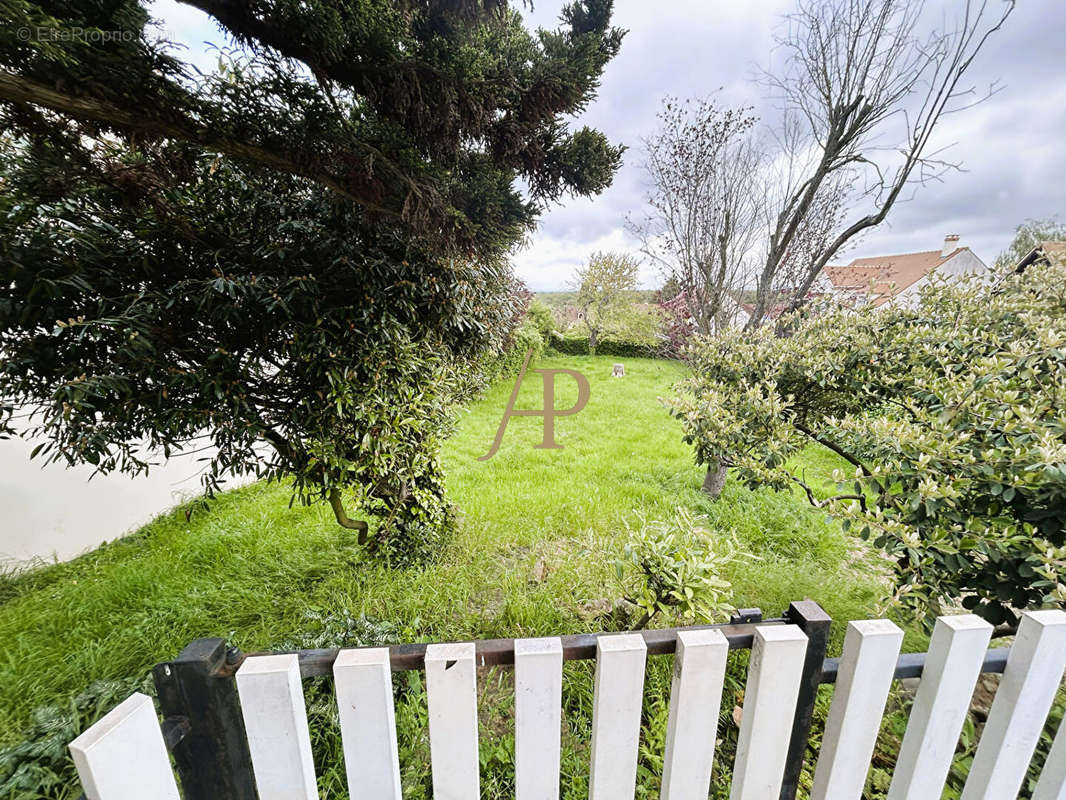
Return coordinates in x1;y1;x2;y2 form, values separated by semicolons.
483;319;545;381
603;303;662;346
572;250;641;353
526;299;556;342
0;150;490;557
672;262;1066;625
0;0;625;255
0;0;624;553
549;331;655;357
615;507;746;627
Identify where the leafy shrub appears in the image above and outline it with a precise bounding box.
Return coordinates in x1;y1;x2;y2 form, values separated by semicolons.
0;0;624;555
615;507;747;628
671;261;1066;625
603;304;662;347
527;299;556;342
485;320;545;381
273;610;407;651
549;332;655;358
549;332;588;355
595;338;657;358
476;280;545;383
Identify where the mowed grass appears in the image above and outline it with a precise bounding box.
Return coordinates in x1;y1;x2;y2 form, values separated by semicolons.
0;355;896;797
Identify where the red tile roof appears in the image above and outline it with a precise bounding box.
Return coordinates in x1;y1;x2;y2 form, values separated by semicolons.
824;247;968;306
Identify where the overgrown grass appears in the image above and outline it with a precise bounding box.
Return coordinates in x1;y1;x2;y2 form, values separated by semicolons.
0;355;898;798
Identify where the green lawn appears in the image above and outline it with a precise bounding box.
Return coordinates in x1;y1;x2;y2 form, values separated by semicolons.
0;354;896;798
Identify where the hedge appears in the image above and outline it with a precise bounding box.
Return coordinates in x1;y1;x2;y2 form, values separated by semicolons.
484;320;545;381
548;332;657;358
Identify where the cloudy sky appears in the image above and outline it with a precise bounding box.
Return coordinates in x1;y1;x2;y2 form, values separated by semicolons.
154;0;1066;291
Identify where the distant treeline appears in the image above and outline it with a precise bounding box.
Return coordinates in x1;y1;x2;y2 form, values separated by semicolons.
535;290;658;309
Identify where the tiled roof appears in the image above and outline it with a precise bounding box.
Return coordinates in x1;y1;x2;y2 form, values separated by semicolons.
823;247;967;306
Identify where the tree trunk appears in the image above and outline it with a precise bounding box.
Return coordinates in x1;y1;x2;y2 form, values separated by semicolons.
702;462;727;499
588;327;598;355
328;488;369;542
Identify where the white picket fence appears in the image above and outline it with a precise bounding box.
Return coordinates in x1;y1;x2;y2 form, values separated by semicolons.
70;610;1066;800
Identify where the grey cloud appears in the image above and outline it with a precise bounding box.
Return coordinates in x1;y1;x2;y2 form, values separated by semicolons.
149;0;1065;286
516;0;1066;286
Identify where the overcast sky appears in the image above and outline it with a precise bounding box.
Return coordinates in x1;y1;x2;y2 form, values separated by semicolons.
153;0;1066;291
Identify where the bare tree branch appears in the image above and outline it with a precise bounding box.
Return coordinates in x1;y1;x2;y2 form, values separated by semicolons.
628;98;762;335
745;0;1015;329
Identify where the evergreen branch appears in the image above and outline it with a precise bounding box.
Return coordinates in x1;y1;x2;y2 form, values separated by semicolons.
0;70;457;238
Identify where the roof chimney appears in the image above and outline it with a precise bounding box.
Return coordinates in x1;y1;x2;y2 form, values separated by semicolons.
941;234;960;258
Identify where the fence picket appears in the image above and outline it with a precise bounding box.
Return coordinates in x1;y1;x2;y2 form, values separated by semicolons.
660;628;729;800
887;614;993;800
71;608;1066;800
960;610;1066;800
235;654;319;800
514;637;563;800
588;633;648;800
425;642;480;800
333;647;402;800
1033;712;1066;800
69;692;179;800
729;624;808;800
811;619;903;800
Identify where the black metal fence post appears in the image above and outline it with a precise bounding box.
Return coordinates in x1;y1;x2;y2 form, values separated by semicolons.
779;599;832;800
153;638;258;800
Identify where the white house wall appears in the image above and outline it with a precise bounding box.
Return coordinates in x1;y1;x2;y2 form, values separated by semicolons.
937;249;990;280
890;251;989;310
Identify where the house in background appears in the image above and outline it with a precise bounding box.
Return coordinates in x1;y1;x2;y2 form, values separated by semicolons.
733;292;824;328
821;235;989;309
1011;240;1066;274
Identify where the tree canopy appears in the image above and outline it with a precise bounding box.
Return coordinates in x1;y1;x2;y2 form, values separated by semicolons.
0;0;625;556
671;262;1066;626
572;250;639;354
1;0;624;255
629;98;759;337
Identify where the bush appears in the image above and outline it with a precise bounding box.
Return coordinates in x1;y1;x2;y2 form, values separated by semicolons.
595;337;658;358
486;320;545;379
671;261;1066;626
0;0;625;558
602;304;662;347
549;331;655;358
478;279;543;382
615;508;747;628
527;299;556;342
